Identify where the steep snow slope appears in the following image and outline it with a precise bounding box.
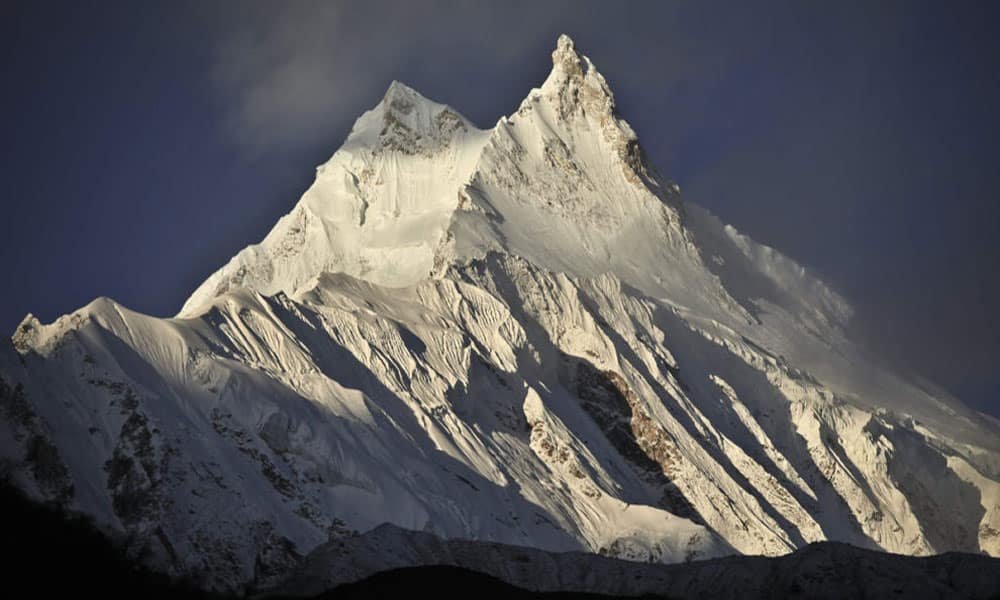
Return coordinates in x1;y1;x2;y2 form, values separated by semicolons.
180;81;491;317
3;263;733;589
2;35;998;593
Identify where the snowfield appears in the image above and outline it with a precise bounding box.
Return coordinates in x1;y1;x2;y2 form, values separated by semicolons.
1;35;997;593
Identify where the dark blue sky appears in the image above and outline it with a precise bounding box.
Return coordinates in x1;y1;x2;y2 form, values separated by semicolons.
2;1;998;417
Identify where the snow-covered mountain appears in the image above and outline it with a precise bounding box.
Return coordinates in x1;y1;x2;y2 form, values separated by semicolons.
2;35;997;593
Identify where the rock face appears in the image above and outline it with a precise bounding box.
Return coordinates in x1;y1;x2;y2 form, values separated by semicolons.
2;35;999;593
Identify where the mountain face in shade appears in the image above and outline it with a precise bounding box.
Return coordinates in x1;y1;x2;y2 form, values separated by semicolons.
2;35;998;593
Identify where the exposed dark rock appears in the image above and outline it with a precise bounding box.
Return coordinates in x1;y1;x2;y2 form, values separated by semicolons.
563;355;702;523
0;376;74;504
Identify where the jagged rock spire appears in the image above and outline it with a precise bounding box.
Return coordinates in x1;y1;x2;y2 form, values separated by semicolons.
551;34;586;78
539;34;617;121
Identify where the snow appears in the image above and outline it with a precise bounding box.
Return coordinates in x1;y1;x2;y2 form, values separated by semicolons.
2;34;998;593
179;81;491;318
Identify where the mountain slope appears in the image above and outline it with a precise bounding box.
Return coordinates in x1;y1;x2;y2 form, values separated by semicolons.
180;80;491;317
2;34;998;593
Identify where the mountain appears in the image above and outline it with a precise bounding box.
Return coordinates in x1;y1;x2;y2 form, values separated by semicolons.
2;34;998;594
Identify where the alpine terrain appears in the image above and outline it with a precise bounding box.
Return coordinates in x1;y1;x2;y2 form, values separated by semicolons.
2;35;998;594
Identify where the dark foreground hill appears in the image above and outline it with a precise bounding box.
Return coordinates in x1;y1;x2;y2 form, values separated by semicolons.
3;480;997;600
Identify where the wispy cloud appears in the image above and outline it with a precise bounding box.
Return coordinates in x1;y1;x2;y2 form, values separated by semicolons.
207;2;393;153
199;0;751;158
204;1;591;154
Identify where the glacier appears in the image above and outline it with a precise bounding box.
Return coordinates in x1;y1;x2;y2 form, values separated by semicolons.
1;34;997;592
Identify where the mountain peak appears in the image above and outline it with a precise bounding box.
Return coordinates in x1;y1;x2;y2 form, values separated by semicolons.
539;34;616;120
516;35;659;190
342;80;478;155
375;79;439;129
552;34;584;74
380;79;422;107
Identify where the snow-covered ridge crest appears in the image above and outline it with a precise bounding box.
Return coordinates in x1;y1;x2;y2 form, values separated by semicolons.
178;81;490;318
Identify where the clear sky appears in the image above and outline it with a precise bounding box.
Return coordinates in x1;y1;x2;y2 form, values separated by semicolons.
2;1;998;417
